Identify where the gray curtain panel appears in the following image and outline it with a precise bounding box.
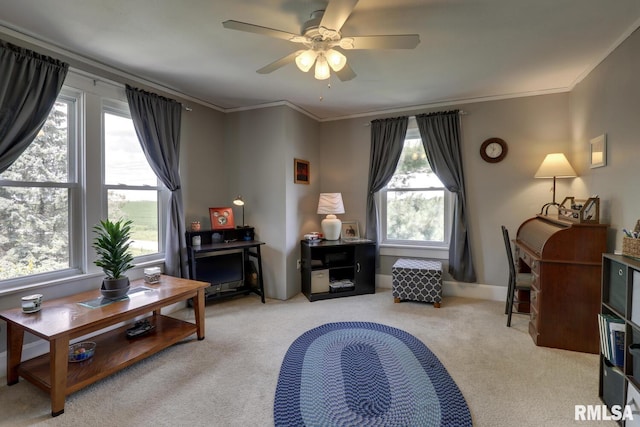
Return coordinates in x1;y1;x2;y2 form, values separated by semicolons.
365;116;408;250
0;40;68;173
125;85;187;278
416;111;476;283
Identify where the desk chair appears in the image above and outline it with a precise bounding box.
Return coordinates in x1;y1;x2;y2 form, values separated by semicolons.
501;225;533;327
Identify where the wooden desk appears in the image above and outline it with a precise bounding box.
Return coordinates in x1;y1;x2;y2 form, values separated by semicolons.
515;215;607;353
0;275;208;416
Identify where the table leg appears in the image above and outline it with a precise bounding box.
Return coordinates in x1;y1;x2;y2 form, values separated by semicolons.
255;245;265;303
193;288;205;340
50;337;69;416
6;322;24;385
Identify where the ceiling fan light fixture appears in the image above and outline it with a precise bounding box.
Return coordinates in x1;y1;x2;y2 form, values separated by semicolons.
326;49;347;72
295;49;318;72
314;55;330;80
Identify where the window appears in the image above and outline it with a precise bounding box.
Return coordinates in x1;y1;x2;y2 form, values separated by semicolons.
103;101;162;257
0;93;80;281
0;72;167;287
380;123;451;247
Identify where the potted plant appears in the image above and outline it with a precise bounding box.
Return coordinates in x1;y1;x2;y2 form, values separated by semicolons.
92;218;135;299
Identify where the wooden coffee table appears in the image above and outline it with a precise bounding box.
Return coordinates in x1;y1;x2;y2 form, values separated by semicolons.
0;275;208;416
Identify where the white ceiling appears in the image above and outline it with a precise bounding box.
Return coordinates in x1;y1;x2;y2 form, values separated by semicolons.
1;0;639;120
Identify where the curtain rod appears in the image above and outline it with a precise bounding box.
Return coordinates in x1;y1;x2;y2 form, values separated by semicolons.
69;68;192;111
363;110;468;126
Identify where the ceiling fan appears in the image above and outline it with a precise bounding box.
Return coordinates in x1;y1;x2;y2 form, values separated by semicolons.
222;0;420;81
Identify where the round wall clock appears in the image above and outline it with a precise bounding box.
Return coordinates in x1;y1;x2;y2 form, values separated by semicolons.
480;137;508;163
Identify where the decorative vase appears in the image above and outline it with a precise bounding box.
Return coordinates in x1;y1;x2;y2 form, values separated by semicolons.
101;277;130;299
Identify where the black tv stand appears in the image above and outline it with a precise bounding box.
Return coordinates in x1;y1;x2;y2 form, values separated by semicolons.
186;227;266;303
300;239;375;301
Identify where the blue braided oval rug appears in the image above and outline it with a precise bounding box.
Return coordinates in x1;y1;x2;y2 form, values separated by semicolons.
274;322;472;427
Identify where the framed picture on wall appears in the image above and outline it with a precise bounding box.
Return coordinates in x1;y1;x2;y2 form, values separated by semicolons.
294;158;310;184
590;134;606;168
209;207;235;230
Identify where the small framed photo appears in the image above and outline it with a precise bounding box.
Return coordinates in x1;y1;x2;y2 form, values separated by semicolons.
294;158;310;184
341;221;360;240
590;134;606;168
209;207;235;230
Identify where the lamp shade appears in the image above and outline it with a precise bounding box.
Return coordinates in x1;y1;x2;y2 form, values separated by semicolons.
317;193;345;241
317;193;345;215
326;49;347;72
534;153;577;178
295;50;317;72
314;55;330;80
233;196;245;227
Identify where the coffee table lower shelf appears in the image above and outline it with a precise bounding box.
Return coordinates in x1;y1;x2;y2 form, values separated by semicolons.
18;315;196;396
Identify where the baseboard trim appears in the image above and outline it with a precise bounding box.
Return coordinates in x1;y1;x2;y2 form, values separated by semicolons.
376;274;507;302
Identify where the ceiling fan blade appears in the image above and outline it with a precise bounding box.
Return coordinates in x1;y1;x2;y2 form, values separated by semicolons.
335;63;356;81
343;35;420;50
320;0;359;32
256;51;301;74
223;20;299;41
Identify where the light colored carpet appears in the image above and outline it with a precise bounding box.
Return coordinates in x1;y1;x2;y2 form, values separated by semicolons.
0;289;614;426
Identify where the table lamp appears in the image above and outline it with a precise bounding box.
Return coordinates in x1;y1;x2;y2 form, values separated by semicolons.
534;153;577;214
317;193;345;240
233;196;245;227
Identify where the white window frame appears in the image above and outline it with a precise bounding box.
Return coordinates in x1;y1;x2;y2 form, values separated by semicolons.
101;99;167;261
378;120;452;258
0;88;84;288
0;71;167;291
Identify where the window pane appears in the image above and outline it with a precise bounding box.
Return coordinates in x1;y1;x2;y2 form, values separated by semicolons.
107;189;158;255
104;112;156;186
387;138;443;189
387;190;444;241
0;187;70;280
0;101;69;182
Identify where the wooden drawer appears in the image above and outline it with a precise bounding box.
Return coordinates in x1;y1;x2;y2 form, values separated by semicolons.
529;304;540;331
519;249;540;274
530;282;540;312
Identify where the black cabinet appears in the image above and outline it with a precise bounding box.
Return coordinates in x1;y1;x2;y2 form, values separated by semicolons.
300;239;375;302
186;227;265;303
599;254;640;420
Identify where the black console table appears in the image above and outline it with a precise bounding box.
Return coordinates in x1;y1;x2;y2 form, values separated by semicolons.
300;239;375;302
186;227;265;303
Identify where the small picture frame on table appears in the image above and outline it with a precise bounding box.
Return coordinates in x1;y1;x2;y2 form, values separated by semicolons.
294;158;310;184
341;221;360;240
209;207;235;230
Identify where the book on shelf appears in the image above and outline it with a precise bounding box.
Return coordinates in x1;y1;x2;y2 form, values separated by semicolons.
598;313;625;367
609;322;625;367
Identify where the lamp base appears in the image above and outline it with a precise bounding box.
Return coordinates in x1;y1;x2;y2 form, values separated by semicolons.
321;214;342;240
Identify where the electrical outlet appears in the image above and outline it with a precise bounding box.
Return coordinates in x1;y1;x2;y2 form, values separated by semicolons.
297;259;301;270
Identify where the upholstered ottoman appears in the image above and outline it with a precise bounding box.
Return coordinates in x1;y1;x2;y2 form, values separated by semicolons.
392;259;442;307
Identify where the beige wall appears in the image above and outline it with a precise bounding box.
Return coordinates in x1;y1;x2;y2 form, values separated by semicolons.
225;106;320;300
570;26;640;250
181;104;227;226
317;94;573;286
